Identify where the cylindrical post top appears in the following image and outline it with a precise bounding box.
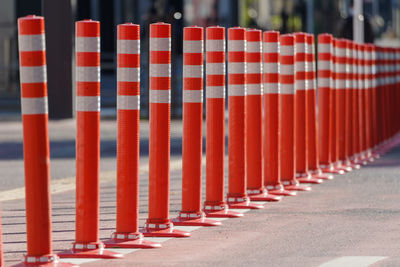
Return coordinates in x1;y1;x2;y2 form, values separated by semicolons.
18;15;45;35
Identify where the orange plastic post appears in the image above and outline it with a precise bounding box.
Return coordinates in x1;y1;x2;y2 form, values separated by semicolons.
305;34;334;180
364;44;374;162
245;29;281;202
370;45;379;155
104;23;161;248
59;20;122;259
142;22;190;237
17;15;77;266
279;34;311;192
263;31;297;197
349;41;360;165
226;27;263;209
294;33;322;184
357;44;368;164
376;46;385;150
173;26;221;227
203;26;242;218
0;205;2;267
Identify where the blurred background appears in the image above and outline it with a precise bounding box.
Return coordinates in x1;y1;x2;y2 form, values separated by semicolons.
0;0;399;119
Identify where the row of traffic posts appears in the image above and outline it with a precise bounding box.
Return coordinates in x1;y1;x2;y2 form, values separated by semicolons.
1;14;400;266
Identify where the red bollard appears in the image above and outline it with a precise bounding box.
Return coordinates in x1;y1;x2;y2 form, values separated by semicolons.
306;34;333;180
203;26;242;218
364;45;374;162
279;34;311;192
370;45;379;156
263;31;297;197
317;34;344;175
357;44;369;165
104;23;161;248
294;33;322;184
16;15;77;266
59;20;123;259
0;205;3;267
173;26;221;227
142;22;190;237
245;29;281;202
226;27;263;209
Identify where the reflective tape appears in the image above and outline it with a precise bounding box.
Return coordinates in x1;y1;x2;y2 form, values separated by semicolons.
318;43;331;53
280;65;294;75
206;39;225;52
117;67;140;82
117;39;140;54
150;64;171;77
263;62;279;73
295;44;306;53
295;80;307;90
281;84;295;94
183;89;203;103
228;40;245;51
335;63;346;72
21;97;48;115
263;42;278;53
247;84;262;95
76;66;100;82
183;65;203;78
117;95;140;110
280;45;294;56
228;84;246;96
76;37;100;52
228;62;245;74
334;79;346;89
246;41;261;53
183;40;203;53
76;96;100;112
335;47;346;56
247;62;261;74
149;89;170;103
295;62;307;72
318;60;331;70
206;86;225;98
18;34;45;51
20;66;47;83
150;38;171;51
263;83;279;94
206;63;225;75
318;77;330;87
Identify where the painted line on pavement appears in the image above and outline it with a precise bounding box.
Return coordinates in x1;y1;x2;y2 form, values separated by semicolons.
319;256;388;267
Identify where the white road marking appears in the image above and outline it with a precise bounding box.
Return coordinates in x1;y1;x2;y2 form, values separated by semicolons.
173;226;201;232
59;258;99;264
230;209;251;214
142;237;172;243
319;256;387;267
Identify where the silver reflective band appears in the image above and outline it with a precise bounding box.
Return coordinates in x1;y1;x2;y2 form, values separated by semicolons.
21;97;48;115
246;41;261;53
149;89;170;103
280;45;294;56
183;40;203;53
247;84;262;95
206;86;225;98
228;62;245;74
334;80;346;89
295;62;307;72
150;38;171;51
318;78;330;87
263;42;278;53
247;62;261;74
76;96;100;111
228;40;245;52
295;43;306;53
280;84;295;94
318;43;331;53
150;64;171;77
76;37;100;53
117;67;140;82
183;65;203;78
335;47;346;56
263;62;279;73
117;39;140;54
280;65;294;75
183;90;203;103
318;60;331;70
76;66;100;82
20;66;47;83
206;39;225;52
117;95;140;110
18;34;45;51
206;63;225;75
263;82;279;94
295;80;307;90
228;84;246;96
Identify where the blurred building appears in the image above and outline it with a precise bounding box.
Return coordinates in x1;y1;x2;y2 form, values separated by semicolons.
0;0;399;118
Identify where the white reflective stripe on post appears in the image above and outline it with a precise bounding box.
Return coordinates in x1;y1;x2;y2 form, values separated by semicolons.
247;62;261;73
149;89;171;103
335;63;346;72
21;97;48;115
75;37;100;52
206;39;225;52
295;43;306;53
206;86;225;98
246;42;261;53
183;90;203;103
280;65;294;75
335;79;346;89
247;84;262;95
318;43;331;53
76;66;100;82
228;84;246;96
335;47;346;56
281;84;295;94
183;65;203;78
183;41;203;53
263;42;278;53
318;78;330;87
19;66;47;83
228;40;245;51
150;64;171;77
295;62;307;72
150;38;171;51
117;40;140;54
76;96;100;112
228;62;245;74
263;62;278;73
206;63;225;75
117;68;140;82
264;83;279;94
318;60;331;70
18;34;46;51
280;45;294;56
117;95;140;110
